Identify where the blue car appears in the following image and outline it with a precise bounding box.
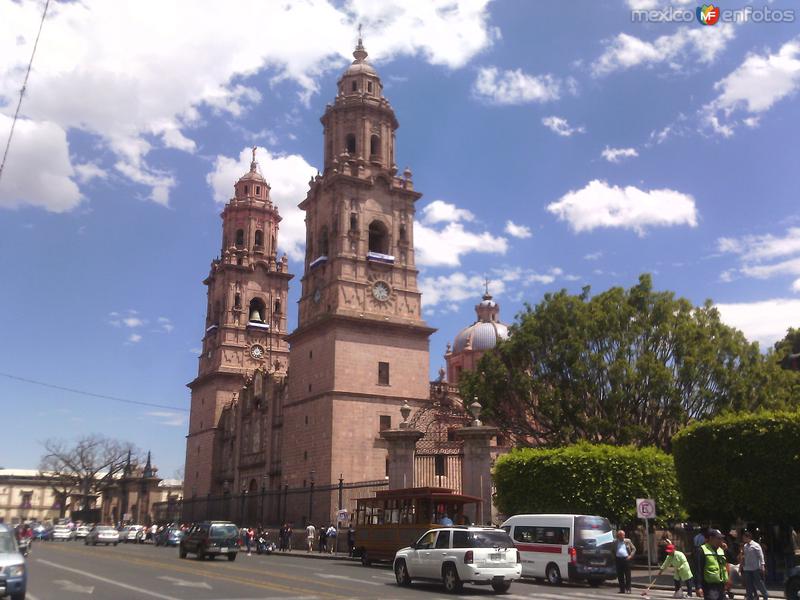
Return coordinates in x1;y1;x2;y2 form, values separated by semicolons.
0;524;26;600
154;527;184;547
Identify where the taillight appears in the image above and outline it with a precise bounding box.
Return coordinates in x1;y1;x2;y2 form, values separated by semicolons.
568;546;577;564
464;550;474;564
516;549;521;563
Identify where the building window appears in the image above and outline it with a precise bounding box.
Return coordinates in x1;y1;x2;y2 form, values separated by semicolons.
254;230;264;248
378;361;390;385
248;297;266;323
435;455;447;477
351;80;357;92
368;220;389;254
345;133;356;154
370;134;380;158
349;213;358;232
274;299;281;315
303;451;308;460
379;415;391;431
244;185;248;194
367;81;373;93
308;350;312;359
304;415;309;425
319;226;329;256
399;223;407;242
234;293;241;309
308;383;312;392
385;457;390;477
255;185;260;196
235;229;245;248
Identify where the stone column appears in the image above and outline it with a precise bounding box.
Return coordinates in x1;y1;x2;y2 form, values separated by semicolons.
379;401;423;489
454;401;497;525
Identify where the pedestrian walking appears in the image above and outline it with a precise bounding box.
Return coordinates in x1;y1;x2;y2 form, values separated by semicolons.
279;523;287;551
326;524;337;554
319;525;327;553
741;530;769;600
658;543;695;598
615;530;636;594
305;523;315;553
285;524;293;551
347;525;355;557
697;529;728;600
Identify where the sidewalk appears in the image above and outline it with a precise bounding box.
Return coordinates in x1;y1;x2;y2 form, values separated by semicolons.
631;564;786;599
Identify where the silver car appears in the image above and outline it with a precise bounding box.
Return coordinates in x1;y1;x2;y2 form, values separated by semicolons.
51;525;75;541
0;524;26;600
85;525;119;546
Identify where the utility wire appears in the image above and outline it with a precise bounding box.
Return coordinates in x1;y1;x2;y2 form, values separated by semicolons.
0;0;50;184
0;371;189;413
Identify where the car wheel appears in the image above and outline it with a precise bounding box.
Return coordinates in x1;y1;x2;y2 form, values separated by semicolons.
442;564;463;594
588;578;603;588
491;580;512;594
546;563;562;585
787;577;800;600
113;542;118;547
394;559;411;586
179;546;187;559
227;553;236;562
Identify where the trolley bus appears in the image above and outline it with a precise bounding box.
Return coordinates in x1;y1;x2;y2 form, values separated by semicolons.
353;486;482;565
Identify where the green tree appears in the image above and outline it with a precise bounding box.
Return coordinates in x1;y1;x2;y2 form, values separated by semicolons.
461;274;796;450
774;327;800;371
672;411;800;524
493;443;683;526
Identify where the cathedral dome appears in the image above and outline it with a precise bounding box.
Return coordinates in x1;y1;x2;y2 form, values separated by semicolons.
451;289;510;353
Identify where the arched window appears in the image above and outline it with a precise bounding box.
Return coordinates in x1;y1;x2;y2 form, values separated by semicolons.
345;133;356;154
274;299;282;315
244;185;248;195
255;185;260;196
248;297;266;323
235;229;245;247
254;230;264;248
367;81;373;94
399;223;407;242
370;134;380;158
248;478;257;493
351;80;357;92
319;226;329;256
368;220;389;254
234;293;241;309
350;213;358;232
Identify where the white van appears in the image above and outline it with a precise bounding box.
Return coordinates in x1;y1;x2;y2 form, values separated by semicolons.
500;514;616;587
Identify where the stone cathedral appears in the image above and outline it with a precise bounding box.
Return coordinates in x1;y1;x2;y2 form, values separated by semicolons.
184;40;510;523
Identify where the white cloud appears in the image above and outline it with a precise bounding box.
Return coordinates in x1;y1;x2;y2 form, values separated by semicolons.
704;37;800;136
122;317;145;328
547;179;698;235
0;0;495;210
146;411;186;427
584;251;603;261
793;279;800;293
491;265;574;287
414;199;507;268
128;333;143;343
206;146;317;261
421;199;475;224
0;115;81;212
541;116;585;137
715;299;800;348
717;227;800;290
504;220;532;239
601;146;639;163
158;317;174;333
420;272;506;308
74;162;107;184
592;26;735;77
472;66;567;105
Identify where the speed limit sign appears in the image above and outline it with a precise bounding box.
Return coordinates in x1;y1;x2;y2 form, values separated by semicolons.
636;498;656;519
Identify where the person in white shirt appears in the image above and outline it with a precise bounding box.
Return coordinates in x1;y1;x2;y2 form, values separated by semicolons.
305;523;316;553
741;531;768;600
615;530;636;594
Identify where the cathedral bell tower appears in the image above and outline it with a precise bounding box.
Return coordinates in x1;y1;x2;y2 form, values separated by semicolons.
184;150;292;498
282;38;435;518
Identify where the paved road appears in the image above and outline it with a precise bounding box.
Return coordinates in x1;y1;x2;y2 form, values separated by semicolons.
26;541;687;599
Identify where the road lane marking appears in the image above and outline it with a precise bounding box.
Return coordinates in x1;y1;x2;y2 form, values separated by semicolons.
40;545;349;598
53;579;95;594
37;559;180;600
158;575;212;589
315;573;381;586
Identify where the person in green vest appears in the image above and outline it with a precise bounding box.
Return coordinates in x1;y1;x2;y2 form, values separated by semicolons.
659;543;695;598
697;529;728;600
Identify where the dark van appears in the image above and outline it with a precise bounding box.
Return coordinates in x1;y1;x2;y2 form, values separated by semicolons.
179;521;239;561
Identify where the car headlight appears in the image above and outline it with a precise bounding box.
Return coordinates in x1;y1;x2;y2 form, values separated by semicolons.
3;564;25;577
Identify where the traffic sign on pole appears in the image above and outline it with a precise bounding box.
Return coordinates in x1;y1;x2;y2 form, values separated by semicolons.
636;498;656;519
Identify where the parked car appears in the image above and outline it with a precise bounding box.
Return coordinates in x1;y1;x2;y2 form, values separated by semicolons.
179;521;239;561
75;525;91;540
85;526;119;546
154;527;184;547
51;525;75;542
393;526;521;594
118;525;145;543
786;566;800;600
500;514;616;587
0;523;27;600
31;524;51;541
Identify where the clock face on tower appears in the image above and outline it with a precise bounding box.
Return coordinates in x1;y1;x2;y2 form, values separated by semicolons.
372;281;391;302
250;344;265;359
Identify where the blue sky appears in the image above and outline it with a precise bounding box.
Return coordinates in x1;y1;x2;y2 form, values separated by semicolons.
1;1;799;477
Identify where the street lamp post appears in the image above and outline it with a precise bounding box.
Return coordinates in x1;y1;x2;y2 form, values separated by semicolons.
260;475;267;526
308;470;315;525
241;484;248;526
282;480;288;524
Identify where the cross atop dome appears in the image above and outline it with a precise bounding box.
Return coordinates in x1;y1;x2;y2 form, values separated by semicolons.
250;146;258;171
354;23;368;62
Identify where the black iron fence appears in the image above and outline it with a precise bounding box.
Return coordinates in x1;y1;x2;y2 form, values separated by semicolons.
154;478;389;528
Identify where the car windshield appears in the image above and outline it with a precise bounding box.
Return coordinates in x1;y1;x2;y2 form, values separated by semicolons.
0;534;17;553
453;530;514;549
209;524;238;538
575;516;614;547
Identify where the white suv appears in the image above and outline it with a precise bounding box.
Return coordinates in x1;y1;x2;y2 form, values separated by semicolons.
393;527;521;594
